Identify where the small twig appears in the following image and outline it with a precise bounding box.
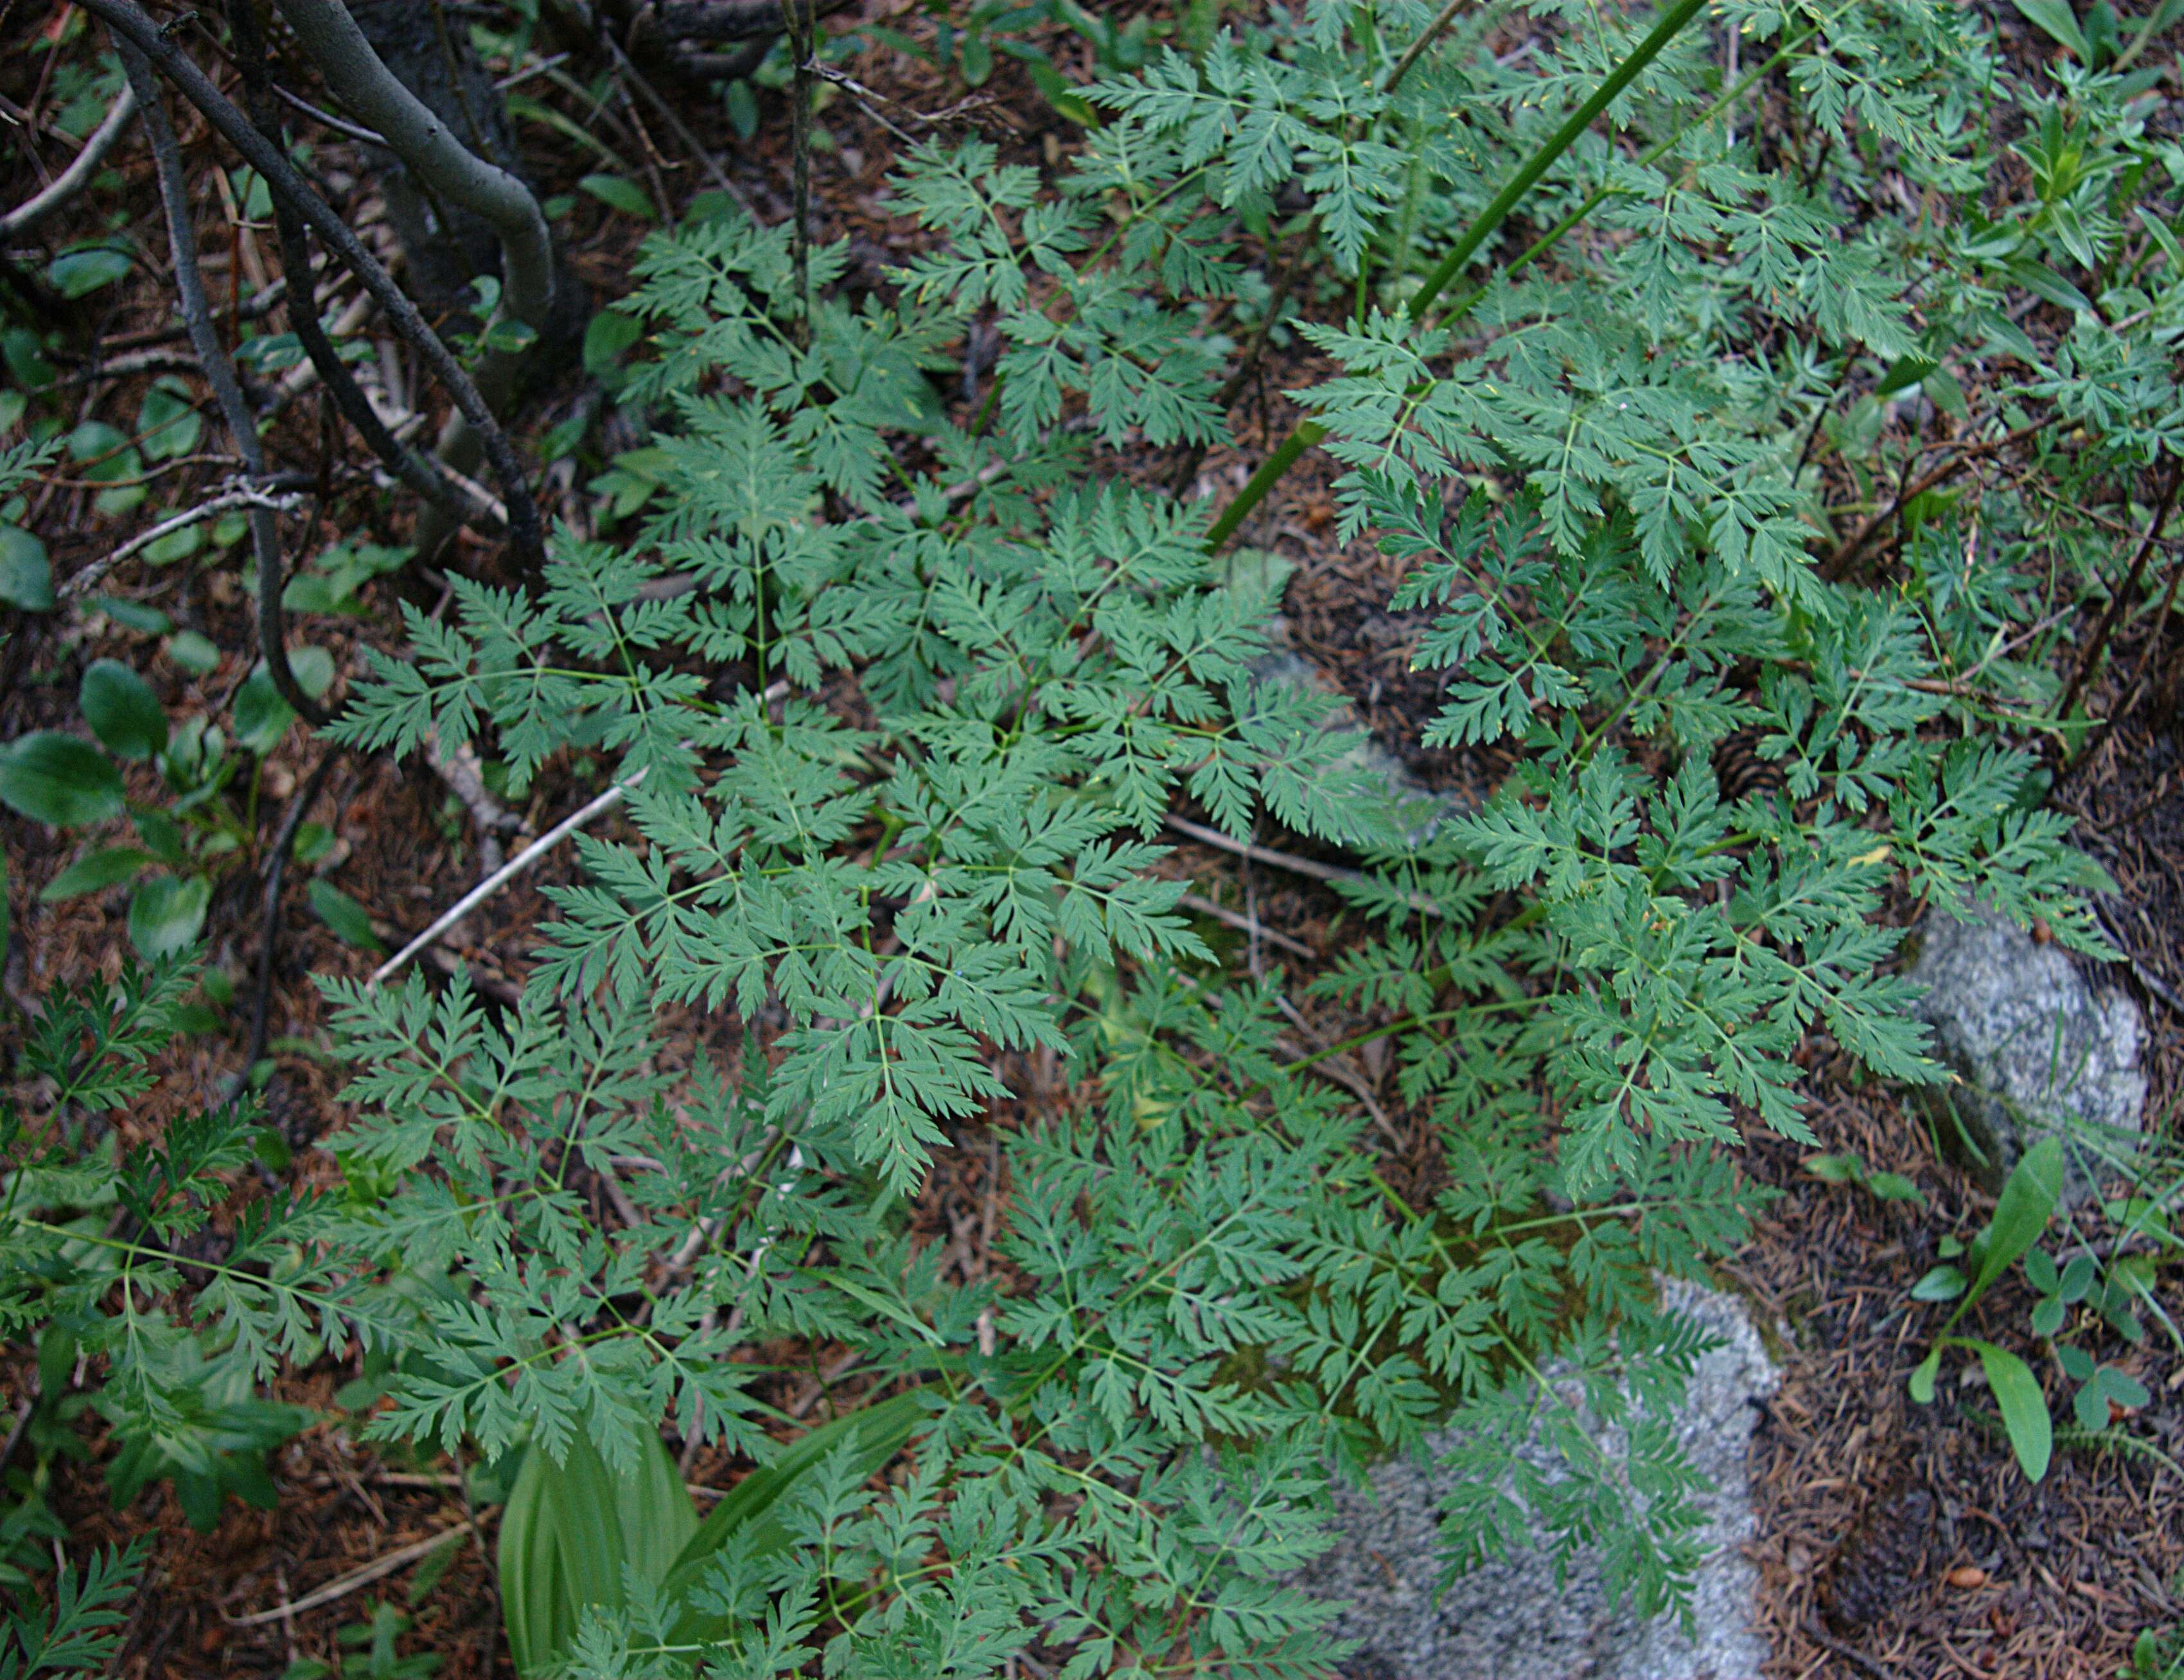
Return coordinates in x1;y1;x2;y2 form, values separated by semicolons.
1170;227;1307;496
600;32;749;208
805;62;997;130
1380;0;1474;94
784;0;815;342
114;39;330;729
0;84;137;239
63;482;304;600
1826;420;2048;577
78;0;544;566
370;771;641;988
2092;899;2184;1020
100;277;287;350
228;1525;467;1626
1274;1002;1404;1148
239;752;340;1087
1163;814;1448;918
230;0;497;534
1177;890;1316;960
1800;1617;1898;1680
269;81;384;146
2125;545;2184;699
0;1384;37;1473
2057;453;2182;738
371;685;788;988
427;731;520;875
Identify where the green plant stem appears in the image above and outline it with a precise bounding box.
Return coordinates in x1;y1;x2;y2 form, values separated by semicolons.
1428;10;1833;331
1411;0;1707;317
1202;0;1747;552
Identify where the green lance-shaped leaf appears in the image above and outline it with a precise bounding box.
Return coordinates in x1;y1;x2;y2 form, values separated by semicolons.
498;1424;699;1677
662;1390;928;1645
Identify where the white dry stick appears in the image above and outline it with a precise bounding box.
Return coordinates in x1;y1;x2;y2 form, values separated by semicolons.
370;681;789;988
0;85;139;240
64;484;305;600
228;1525;466;1626
369;768;644;989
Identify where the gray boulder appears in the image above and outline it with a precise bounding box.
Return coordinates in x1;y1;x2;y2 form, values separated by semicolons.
1294;1278;1780;1680
1908;906;2145;1206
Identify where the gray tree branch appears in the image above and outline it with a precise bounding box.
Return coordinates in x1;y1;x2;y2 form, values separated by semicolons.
75;0;544;566
224;0;502;536
114;37;331;728
0;84;139;241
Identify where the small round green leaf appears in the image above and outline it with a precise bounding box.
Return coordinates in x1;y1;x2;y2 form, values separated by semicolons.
232;667;297;754
0;732;124;827
579;173;656;220
166;631;222;676
308;880;382;951
136;380;204;462
289;645;335;699
1908;1345;1943;1404
128;873;210;960
1802;1153;1859;1184
89;595;171;634
47;243;135;299
1911;1264;1966;1302
132;805;188;864
79;658;168;760
0;524;53;612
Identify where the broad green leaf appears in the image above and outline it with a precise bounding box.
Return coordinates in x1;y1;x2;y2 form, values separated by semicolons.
133;805;188;864
499;1426;696;1678
1969;1339;2051;1481
1911;1264;1966;1302
1966;1139;2063;1306
2011;0;2090;58
91;597;170;634
664;1391;927;1642
1908;1345;1943;1404
0;732;123;827
232;669;295;755
579;173;656;220
1874;352;1940;398
41;846;155;902
128;874;210;960
79;659;168;760
308;881;383;952
582;310;644;382
0;524;53;611
48;243;134;298
166;631;222;676
1803;1152;1860;1184
136;380;204;462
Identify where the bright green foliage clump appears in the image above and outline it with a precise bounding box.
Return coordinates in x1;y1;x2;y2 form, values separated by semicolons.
330;0;2160;1667
14;0;2183;1671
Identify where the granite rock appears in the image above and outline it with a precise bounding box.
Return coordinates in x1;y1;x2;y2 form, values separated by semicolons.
1908;906;2145;1205
1294;1278;1780;1680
